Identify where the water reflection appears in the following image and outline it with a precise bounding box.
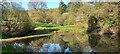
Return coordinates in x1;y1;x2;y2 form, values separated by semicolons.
2;43;96;53
64;47;71;54
27;43;35;52
40;43;61;52
82;46;96;54
13;43;24;47
39;43;72;54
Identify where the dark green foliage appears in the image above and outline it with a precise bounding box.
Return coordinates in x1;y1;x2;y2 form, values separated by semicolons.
59;0;67;14
2;44;27;52
88;34;101;47
87;16;100;34
87;16;101;48
18;22;34;36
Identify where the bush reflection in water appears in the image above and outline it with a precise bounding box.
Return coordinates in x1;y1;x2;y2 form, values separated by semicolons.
2;42;96;54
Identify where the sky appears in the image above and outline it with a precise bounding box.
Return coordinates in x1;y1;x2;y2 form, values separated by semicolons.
2;0;100;10
6;0;118;10
16;0;93;10
21;0;70;10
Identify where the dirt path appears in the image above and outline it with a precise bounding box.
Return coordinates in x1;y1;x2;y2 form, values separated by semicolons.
0;34;51;42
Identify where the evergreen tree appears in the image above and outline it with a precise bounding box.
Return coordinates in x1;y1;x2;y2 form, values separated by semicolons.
59;0;67;14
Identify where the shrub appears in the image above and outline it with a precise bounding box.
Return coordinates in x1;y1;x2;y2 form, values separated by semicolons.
79;28;87;35
18;22;34;36
101;18;115;26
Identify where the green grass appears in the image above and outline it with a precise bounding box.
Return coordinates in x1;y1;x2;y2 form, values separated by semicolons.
32;22;77;30
55;25;76;30
31;22;59;27
36;25;76;30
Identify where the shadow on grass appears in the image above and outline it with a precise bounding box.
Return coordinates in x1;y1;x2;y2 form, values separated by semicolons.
34;29;58;34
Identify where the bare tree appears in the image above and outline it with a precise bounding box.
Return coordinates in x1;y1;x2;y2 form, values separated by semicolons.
28;0;47;10
28;0;48;23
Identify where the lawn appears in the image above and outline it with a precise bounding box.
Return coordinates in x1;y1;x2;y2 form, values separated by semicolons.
32;22;77;30
1;22;77;40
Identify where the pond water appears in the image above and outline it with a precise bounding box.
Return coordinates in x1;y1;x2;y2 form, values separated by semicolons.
2;42;95;54
40;43;62;52
1;32;96;53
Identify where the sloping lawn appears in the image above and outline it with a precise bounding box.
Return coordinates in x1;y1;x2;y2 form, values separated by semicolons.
32;22;77;30
36;25;76;30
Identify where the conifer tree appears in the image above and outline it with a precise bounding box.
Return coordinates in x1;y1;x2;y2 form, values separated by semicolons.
59;0;67;14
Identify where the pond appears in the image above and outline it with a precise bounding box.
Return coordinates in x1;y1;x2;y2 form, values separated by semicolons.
1;29;100;53
2;43;95;54
1;36;96;53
